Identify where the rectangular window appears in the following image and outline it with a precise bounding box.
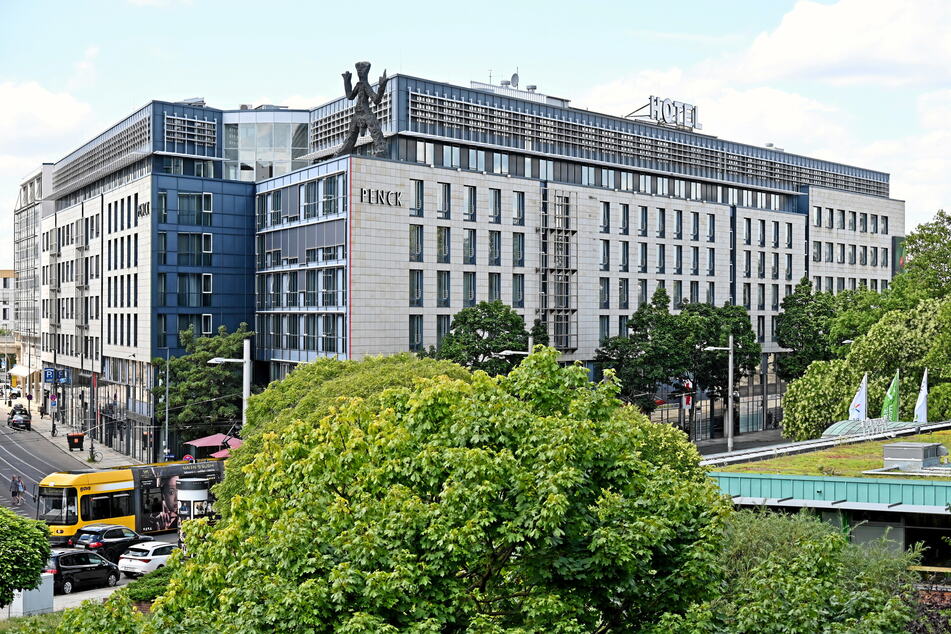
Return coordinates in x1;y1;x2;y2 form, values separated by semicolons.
707;214;715;242
438;183;451;219
512;273;525;308
786;253;793;279
657;244;666;274
437;226;451;264
201;233;213;253
656;208;666;238
691;211;700;241
849;244;856;264
837;209;846;229
639;243;648;273
437;315;451;347
674;245;683;274
600;202;610;233
638;279;648;306
639;206;648;236
825;242;834;262
409;315;423;352
674;209;683;239
772;252;779;278
513;232;525;267
849;211;857;231
758;251;766;278
707;248;716;275
619;278;629;310
600;240;610;271
620;241;629;273
409;225;423;262
489;231;501;266
513;191;525;226
673;280;683;307
706;281;715;304
882;216;889;235
464;229;476;265
490;189;501;224
692;246;700;275
158;232;168;265
813;206;822;226
437;271;450;307
409;270;423;307
488;272;501;301
871;214;879;233
620;204;630;235
464;185;476;221
410;179;424;217
599;277;610;309
813;241;822;262
463;272;476;307
599;315;610;344
859;213;868;233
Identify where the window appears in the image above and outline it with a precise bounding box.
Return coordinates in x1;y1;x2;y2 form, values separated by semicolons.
848;211;857;231
860;245;868;265
771;221;779;248
849;244;856;264
785;222;793;248
673;280;683;307
707;214;715;242
813;206;822;226
870;247;878;267
692;246;700;275
437;227;450;264
488;272;501;301
757;219;766;246
437;183;451;219
599;277;611;309
674;245;683;274
785;253;793;279
157;192;167;223
859;213;868;232
410;180;424;217
437;315;451;347
489;231;501;266
201;273;213;294
882;216;889;235
409;225;423;262
600;240;610;271
157;232;168;265
512;273;525;308
513;233;525;267
743;283;751;309
638;280;648;306
758;251;766;278
620;204;630;235
409;315;423;352
757;284;765;310
706;281;715;304
490;189;501;223
463;272;476;307
639;206;648;236
825;242;834;263
707;248;715;275
882;248;889;267
657;244;666;274
600;202;610;233
837;209;845;229
638;243;648;273
464;185;476;221
813;241;822;262
201;233;213;253
743;218;751;245
656;208;666;238
436;271;451;308
513;191;525;226
201;314;212;335
620;241;629;273
871;214;879;233
691;211;700;241
599;315;610;343
771;252;779;279
674;209;683;239
619;279;629;310
463;229;476;265
409;270;423;307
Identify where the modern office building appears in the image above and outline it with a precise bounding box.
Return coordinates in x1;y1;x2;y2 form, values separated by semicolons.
14;66;905;454
34;99;307;460
254;71;904;431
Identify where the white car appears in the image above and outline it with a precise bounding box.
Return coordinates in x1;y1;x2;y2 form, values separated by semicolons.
117;541;177;578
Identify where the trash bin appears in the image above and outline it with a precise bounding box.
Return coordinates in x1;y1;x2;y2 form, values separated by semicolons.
66;433;85;452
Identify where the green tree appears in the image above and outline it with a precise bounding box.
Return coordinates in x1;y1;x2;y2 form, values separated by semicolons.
151;324;252;450
682;302;761;401
425;300;540;375
780;359;857;441
596;287;692;413
775;278;835;381
903;209;951;298
0;507;52;608
650;510;919;633
130;349;728;632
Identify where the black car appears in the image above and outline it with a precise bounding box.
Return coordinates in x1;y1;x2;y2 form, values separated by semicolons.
67;524;153;562
44;549;119;594
7;414;30;431
9;404;29;418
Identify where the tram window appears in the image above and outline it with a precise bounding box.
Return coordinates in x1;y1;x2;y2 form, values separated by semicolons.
142;488;162;514
84;495;113;521
112;493;131;517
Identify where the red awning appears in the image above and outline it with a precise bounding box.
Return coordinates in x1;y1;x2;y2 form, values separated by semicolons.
210;448;230;459
185;433;242;449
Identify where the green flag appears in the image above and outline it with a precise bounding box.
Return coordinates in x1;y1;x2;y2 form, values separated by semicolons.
881;370;900;422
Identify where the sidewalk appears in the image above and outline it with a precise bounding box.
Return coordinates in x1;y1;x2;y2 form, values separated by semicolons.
696;428;786;456
3;395;140;469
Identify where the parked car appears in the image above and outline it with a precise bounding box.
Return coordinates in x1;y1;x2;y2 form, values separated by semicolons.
8;404;30;419
44;549;119;594
9;387;21;398
7;414;30;431
67;524;153;562
118;541;178;578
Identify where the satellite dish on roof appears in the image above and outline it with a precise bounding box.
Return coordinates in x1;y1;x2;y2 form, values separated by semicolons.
511;73;519;89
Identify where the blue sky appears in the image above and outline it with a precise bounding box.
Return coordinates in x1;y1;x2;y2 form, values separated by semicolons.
1;0;948;268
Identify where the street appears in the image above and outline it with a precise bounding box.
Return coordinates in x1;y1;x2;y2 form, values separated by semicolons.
0;408;86;520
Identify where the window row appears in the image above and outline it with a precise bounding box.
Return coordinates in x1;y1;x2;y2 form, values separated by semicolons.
107;312;139;348
155;192;213;226
107;234;139;271
256;173;348;229
602;204;717;243
42;295;100;324
157;273;213;307
599;241;718;276
811;241;890;267
813;276;891;294
41;333;100;359
409;271;525;309
42;254;101;287
409;180;526;226
107;193;141;234
255;313;347;354
600;277;717;311
740;218;796;249
812;206;890;234
157;232;214;266
410;226;526;267
42;213;101;252
106;274;139;309
156;313;215;348
741;283;796;312
256;268;346;311
741;251;797;280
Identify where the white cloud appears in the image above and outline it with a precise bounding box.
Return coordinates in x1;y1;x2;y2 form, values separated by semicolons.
67;46;99;90
734;0;951;86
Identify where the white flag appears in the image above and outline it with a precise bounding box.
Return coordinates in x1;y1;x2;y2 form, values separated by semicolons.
914;368;928;424
848;373;868;421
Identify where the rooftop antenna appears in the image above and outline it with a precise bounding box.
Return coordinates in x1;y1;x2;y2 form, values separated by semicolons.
488;69;493;84
511;71;519;89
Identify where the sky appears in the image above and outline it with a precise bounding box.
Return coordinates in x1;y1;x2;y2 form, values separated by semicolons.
0;0;948;269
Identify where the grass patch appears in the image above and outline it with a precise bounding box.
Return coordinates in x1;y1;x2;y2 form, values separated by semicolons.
0;611;63;633
718;430;951;479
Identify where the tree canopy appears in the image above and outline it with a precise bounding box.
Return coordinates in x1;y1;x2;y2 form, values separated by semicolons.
424;300;548;375
902;208;951;298
0;507;51;608
151;324;252;453
775;277;835;382
98;348;730;632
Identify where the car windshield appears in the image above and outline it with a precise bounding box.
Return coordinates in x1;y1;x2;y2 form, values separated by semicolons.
37;487;78;526
76;532;98;544
125;548;149;557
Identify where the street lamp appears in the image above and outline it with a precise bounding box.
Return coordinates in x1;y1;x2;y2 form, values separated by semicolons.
704;333;735;452
494;335;534;360
207;338;252;428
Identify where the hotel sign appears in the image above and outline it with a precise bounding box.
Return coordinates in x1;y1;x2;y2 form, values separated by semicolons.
648;96;701;130
359;188;403;206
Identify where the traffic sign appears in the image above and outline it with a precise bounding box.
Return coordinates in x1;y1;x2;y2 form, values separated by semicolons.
49;394;58;408
182;454;194;462
44;368;55;383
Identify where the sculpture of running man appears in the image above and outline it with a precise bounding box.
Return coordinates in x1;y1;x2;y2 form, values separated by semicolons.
335;61;389;157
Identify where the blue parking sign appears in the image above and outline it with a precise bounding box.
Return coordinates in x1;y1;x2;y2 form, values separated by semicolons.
44;368;56;383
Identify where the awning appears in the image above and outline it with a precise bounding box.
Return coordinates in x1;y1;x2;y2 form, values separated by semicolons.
209;438;243;459
8;365;33;378
185;433;242;449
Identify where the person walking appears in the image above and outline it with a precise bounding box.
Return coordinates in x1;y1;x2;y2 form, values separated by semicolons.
16;476;26;506
9;474;20;506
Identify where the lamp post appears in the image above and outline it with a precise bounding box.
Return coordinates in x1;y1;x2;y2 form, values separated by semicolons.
207;338;251;429
704;333;735;452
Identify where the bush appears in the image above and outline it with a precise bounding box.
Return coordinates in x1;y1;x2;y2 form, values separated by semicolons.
0;611;62;633
0;507;51;608
123;565;174;603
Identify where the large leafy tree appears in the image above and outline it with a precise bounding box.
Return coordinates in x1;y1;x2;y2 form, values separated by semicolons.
682;302;761;401
151;324;252;451
425;300;546;375
775;278;835;381
650;510;920;633
0;507;51;608
129;349;729;632
903;208;951;297
596;287;692;413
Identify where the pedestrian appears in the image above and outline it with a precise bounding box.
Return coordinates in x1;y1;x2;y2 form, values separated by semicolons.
9;475;20;506
16;476;26;505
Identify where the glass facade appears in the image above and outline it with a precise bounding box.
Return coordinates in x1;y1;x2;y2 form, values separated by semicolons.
223;109;310;182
